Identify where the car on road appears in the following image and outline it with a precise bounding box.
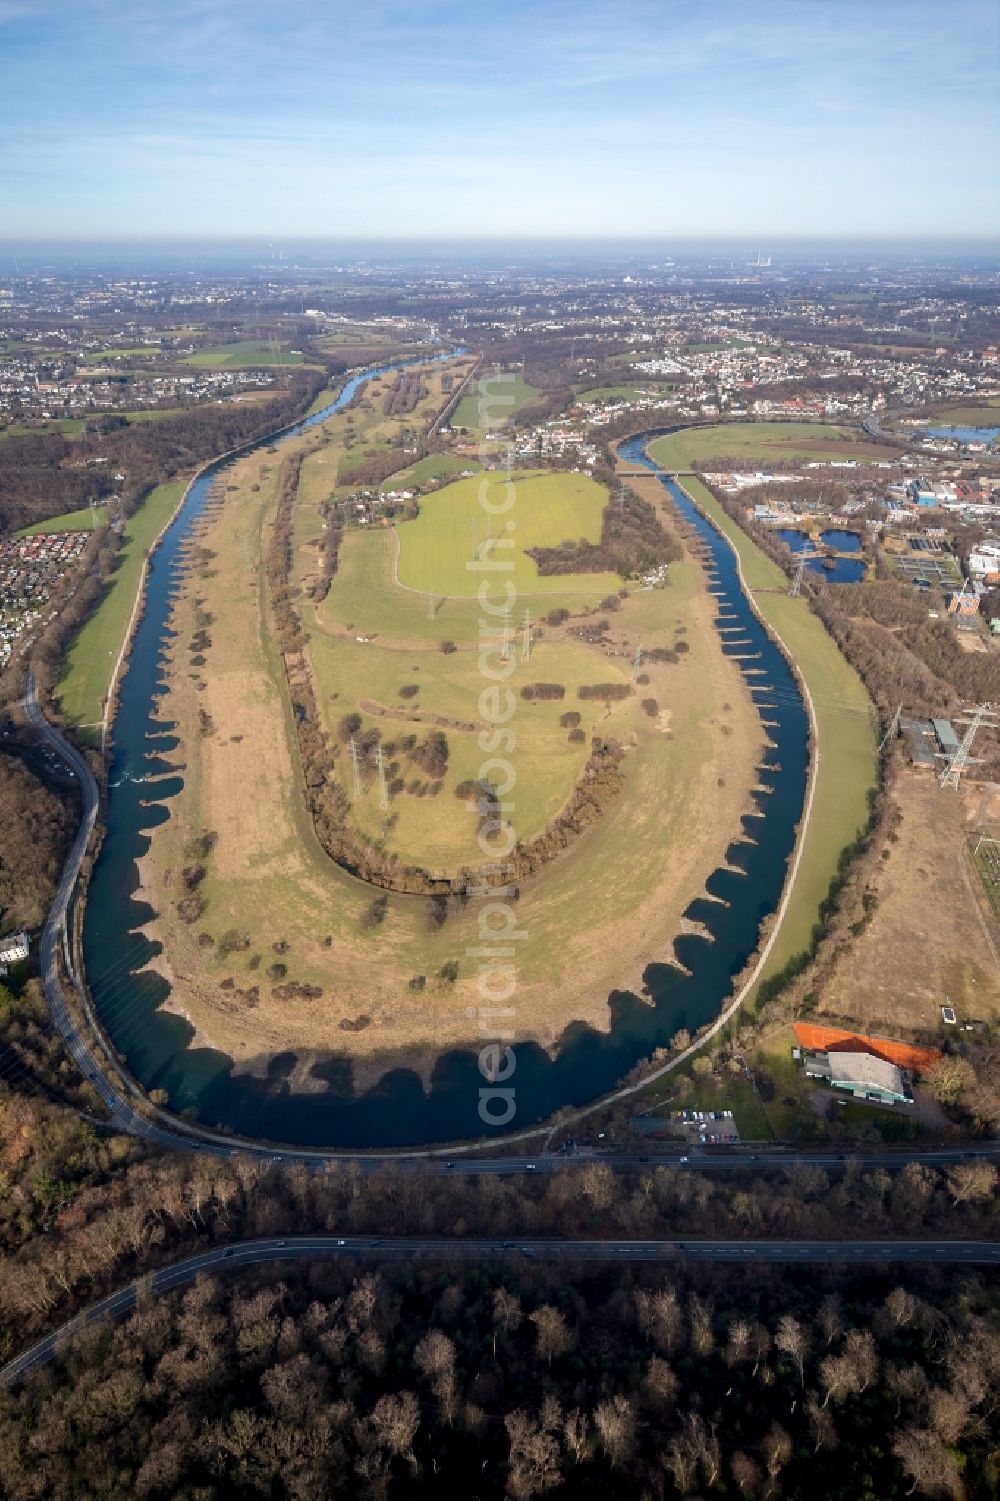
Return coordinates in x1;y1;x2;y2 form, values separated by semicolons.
525;1162;537;1170
370;1238;382;1246
336;1239;346;1247
502;1240;514;1249
277;1240;287;1248
224;1249;234;1257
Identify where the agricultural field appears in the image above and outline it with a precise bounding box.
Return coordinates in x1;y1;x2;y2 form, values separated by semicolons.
135;367;765;1082
676;478;878;991
449;370;540;432
57;480;185;735
648;421;886;470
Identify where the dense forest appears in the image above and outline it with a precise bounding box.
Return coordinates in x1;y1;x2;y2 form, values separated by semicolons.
0;754;75;932
1;1251;998;1499
0;368;332;535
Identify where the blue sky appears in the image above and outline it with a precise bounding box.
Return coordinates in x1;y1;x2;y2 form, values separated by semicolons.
2;0;997;238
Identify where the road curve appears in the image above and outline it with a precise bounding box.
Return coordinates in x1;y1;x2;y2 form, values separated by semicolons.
4;1234;998;1389
21;680;1000;1174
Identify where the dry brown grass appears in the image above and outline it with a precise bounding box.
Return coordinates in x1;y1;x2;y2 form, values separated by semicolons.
809;772;1000;1032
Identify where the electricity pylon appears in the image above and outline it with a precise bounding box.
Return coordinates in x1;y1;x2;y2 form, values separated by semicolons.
349;737;363;799
521;607;532;662
940;704;997;790
376;745;389;811
789;550;819;598
878;704;901;755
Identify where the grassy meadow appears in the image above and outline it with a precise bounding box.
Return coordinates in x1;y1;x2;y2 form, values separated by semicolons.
449;371;540;432
184;340;307;368
396;470;620;598
18;505;107;536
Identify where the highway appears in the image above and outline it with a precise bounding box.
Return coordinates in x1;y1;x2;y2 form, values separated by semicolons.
19;677;1000;1176
4;1234;998;1389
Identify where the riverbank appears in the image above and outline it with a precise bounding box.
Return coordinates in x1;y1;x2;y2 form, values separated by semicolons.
676;475;878;987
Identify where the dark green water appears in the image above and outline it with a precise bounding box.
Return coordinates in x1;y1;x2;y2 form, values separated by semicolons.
82;411;809;1147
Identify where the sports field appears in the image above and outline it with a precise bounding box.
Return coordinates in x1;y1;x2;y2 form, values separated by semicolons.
395;470;620;598
649;421;884;470
57;481;185;735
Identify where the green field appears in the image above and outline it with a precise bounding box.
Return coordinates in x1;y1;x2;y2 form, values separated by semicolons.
57;481;185;734
649;421;879;470
449;371;540;432
678;477;878;992
18;505;107;536
395;469;619;598
184;340;306;368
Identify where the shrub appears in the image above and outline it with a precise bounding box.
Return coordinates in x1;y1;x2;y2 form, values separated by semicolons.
218;929;251;956
642;697;659;717
440;639;457;654
568;727;586;743
266;962;288;982
338;712;362;742
361;895;389;929
559;711;582;729
398;684;420;700
520;682;565;701
176;894;206;924
577;683;632;701
546;607;570;626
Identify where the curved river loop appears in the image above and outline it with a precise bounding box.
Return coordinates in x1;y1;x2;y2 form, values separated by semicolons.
83;380;810;1148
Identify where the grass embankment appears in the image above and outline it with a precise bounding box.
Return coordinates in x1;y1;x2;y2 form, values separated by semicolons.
56;482;185;735
18;506;107;536
648;421;884;470
677;476;877;991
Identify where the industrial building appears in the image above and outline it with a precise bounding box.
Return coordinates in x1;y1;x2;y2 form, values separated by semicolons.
801;1049;913;1105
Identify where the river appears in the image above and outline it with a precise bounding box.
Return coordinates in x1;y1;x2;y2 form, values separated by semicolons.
82;406;810;1147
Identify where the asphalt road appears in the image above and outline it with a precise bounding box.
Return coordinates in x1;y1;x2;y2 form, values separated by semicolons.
4;1234;998;1389
19;678;1000;1176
